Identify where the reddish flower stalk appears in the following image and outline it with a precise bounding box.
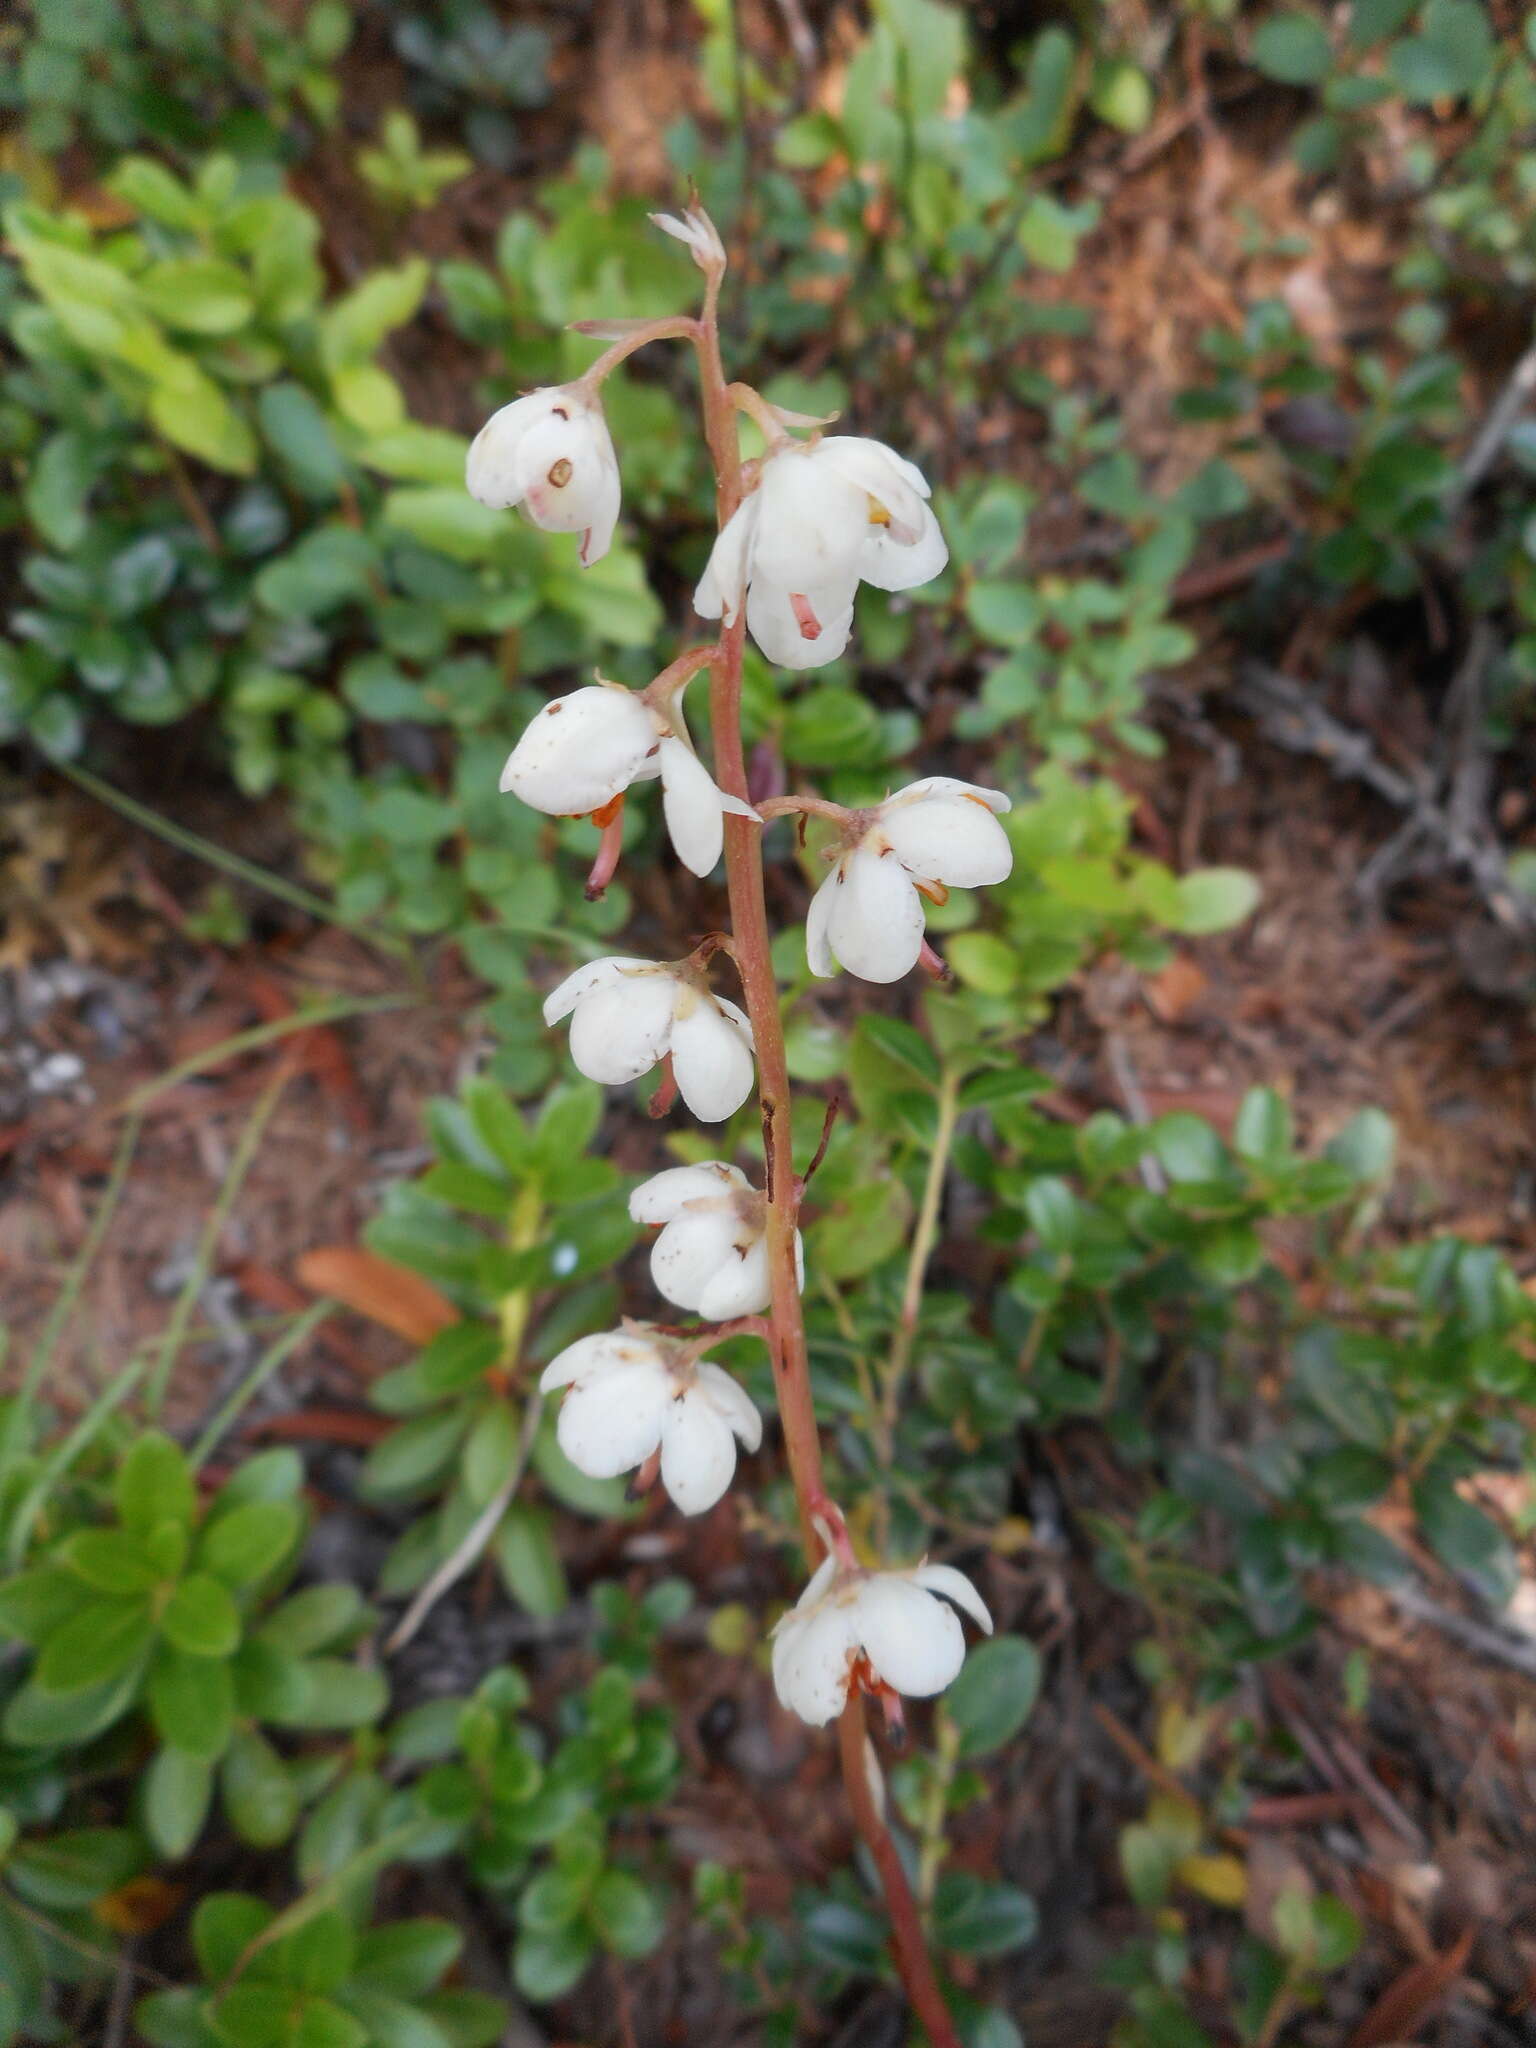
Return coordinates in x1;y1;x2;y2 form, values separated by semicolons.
686;259;962;2048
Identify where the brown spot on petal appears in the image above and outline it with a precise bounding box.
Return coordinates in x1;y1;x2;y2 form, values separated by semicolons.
548;458;574;487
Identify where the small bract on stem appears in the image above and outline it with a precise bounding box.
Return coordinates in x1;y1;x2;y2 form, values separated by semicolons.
468;194;1020;2047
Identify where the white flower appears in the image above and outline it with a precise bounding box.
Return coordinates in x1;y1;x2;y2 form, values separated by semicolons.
466;384;620;566
771;1556;994;1727
806;777;1013;984
650;201;726;273
542;957;755;1122
499;682;757;878
629;1162;804;1319
694;436;947;670
540;1327;761;1515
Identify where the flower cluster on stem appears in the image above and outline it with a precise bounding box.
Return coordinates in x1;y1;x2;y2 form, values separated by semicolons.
469;197;1018;2046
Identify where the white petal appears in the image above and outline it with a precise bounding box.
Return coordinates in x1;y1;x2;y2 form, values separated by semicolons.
650;1210;744;1313
659;1391;739;1514
886;777;1011;814
539;1330;644;1392
668;991;756;1122
815;437;931;545
512;400;621;552
568;972;677;1085
854;1576;965;1698
697;1237;771;1320
694;1360;763;1451
694;496;759;625
880;797;1014;889
795;1552;841;1610
804;867;838;978
500;687;658;816
911;1563;994;1636
824;843;926;983
658;736;732;877
857;499;948;592
542;955;652;1027
771;1600;858;1726
555;1360;670;1478
824;436;932;501
465;390;563;508
712;993;755;1050
629;1162;746;1225
745;575;855;671
750;448;870;591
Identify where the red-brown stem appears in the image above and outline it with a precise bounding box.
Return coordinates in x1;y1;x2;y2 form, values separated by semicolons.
838;1699;960;2046
690;267;961;2048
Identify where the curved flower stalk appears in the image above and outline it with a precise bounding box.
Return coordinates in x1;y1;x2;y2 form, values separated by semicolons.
541;956;754;1122
466;383;620;565
540;1324;762;1515
694;436;948;669
483;198;1020;2048
772;1553;993;1727
499;671;759;886
630;1162;804;1318
802;778;1014;983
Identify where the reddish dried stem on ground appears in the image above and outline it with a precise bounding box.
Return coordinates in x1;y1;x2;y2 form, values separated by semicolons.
688;265;961;2048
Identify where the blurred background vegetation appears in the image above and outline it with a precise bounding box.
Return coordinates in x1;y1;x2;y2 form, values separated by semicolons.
1;1;1536;2044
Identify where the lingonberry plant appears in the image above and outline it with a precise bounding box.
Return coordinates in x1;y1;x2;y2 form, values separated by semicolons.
466;199;1012;2042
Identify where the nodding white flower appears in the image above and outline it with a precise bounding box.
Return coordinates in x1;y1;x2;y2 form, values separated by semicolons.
651;202;726;273
629;1162;804;1319
806;777;1013;984
500;681;758;878
694;437;947;670
771;1556;993;1727
466;384;620;566
540;1326;761;1515
543;957;754;1122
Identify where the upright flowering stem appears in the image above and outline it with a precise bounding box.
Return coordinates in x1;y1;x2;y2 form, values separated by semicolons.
690;281;963;2048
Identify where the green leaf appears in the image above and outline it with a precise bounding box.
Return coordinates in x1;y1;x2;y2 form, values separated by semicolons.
854;1014;941;1089
37;1596;154;1693
493;1504;568;1618
258;382;349;501
144;1746;214;1860
1232;1087;1293;1168
274;1657;389;1730
1023;1177;1080;1256
1174;866;1259;934
149;1647;236;1759
61;1529;161;1595
1150;1114;1229;1184
256;1586;367;1658
512;1923;594;2002
1251;11;1333;83
943;1635;1042;1756
117;1433;195;1535
200;1502;303;1588
8;1827;139;1910
351;1921;460;1998
1326;1107;1396;1182
194;1892;274;1980
932;1873;1038;1958
1413;1468;1518;1607
161;1574;241;1659
137;258;254;335
222;1730;300;1849
589;1869;667;1959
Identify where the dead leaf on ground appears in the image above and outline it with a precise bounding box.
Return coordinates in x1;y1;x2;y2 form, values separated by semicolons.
1347;1926;1475;2048
297;1245;458;1342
